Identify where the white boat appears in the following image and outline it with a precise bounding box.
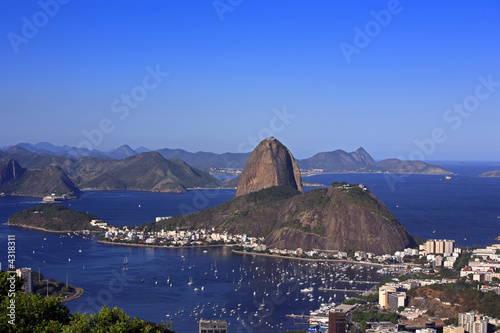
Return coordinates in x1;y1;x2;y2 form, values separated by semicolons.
300;287;313;293
123;256;128;265
187;277;193;285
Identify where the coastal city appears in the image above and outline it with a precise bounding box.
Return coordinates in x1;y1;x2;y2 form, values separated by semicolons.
2;173;499;332
3;1;500;332
34;218;497;332
11;218;500;333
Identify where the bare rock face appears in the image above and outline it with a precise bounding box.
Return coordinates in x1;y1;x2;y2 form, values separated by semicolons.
0;159;26;187
235;137;303;197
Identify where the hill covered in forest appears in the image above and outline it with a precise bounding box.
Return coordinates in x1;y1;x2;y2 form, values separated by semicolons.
7;204;103;232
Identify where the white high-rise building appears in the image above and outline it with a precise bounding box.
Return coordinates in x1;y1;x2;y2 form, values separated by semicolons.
458;312;488;333
15;267;32;294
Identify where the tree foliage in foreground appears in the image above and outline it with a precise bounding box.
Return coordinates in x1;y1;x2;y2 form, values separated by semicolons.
352;308;399;330
0;271;175;333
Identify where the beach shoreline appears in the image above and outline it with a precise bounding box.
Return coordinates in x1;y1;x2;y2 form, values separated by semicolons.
97;239;229;250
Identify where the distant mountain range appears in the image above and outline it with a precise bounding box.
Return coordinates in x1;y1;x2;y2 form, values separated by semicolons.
0;142;452;175
0;159;81;197
0;151;220;197
78;152;219;193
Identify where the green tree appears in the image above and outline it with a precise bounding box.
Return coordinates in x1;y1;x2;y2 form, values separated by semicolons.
66;306;174;332
0;271;23;296
414;236;426;246
454;251;472;271
0;269;176;333
0;292;70;332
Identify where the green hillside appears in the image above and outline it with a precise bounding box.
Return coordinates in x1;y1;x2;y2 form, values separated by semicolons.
141;183;416;254
80;152;220;192
8;204;102;232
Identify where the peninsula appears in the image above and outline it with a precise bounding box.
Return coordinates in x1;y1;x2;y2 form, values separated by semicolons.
0;159;80;198
480;170;500;177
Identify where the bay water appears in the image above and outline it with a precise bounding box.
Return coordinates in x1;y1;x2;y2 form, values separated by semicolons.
0;163;499;332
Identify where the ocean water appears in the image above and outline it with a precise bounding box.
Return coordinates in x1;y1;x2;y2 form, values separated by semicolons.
304;163;500;247
0;163;499;332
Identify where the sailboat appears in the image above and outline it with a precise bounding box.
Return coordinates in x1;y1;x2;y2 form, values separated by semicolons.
123;256;128;265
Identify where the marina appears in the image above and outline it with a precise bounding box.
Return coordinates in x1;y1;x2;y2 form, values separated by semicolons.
1;166;499;332
0;225;392;332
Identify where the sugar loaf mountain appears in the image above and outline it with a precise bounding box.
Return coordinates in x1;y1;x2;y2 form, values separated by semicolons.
144;137;416;255
0;141;451;198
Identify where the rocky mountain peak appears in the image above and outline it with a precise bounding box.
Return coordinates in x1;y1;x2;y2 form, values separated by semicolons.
235;138;302;197
0;159;26;187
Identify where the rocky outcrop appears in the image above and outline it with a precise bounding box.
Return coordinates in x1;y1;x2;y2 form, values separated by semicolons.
148;183;416;255
142;139;415;255
265;184;416;254
0;159;26;188
408;288;461;318
235;137;302;197
0;160;80;197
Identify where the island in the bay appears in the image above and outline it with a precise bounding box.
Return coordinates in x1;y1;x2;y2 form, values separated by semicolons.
480;170;500;177
7;203;103;233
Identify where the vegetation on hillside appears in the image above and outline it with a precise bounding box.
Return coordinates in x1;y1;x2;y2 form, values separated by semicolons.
80;152;220;192
8;204;102;232
142;180;415;254
0;160;80;197
142;185;301;234
406;279;500;319
31;272;77;299
352;307;399;330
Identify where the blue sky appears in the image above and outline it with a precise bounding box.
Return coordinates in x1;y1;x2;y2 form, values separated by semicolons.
1;1;499;161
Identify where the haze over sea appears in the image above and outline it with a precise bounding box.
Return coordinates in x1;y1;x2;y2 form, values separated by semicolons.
0;163;499;332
